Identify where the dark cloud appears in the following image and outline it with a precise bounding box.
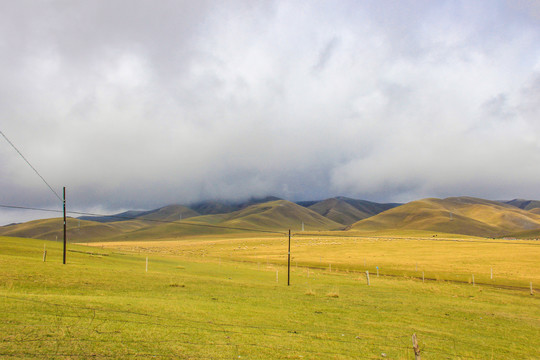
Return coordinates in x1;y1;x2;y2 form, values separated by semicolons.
1;1;540;224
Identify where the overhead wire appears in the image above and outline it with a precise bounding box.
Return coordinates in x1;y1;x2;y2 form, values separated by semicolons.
0;130;62;202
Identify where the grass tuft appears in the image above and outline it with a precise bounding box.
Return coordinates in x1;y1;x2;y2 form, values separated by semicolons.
326;289;339;298
304;288;316;296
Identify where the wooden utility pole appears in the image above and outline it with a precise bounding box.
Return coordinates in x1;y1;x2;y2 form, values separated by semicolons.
63;187;66;265
287;229;291;286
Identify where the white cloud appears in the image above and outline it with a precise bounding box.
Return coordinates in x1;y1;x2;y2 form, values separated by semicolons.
1;0;540;224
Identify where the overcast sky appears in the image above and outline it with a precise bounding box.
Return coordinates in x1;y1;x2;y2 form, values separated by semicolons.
1;0;540;224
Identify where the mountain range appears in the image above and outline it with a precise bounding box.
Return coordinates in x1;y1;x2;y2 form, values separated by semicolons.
2;196;540;241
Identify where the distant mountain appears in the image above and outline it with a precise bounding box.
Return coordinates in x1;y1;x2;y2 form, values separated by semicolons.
220;200;343;231
336;196;401;214
6;196;540;241
98;200;343;242
135;205;200;222
80;196;388;225
503;199;540;211
0;199;342;242
349;196;540;237
304;197;401;225
78;210;147;223
296;200;319;207
78;205;199;223
0;217;147;242
189;196;282;215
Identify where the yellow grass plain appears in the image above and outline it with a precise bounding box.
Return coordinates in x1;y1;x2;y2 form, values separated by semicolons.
90;232;540;290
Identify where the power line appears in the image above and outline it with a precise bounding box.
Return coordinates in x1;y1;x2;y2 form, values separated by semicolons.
0;203;287;235
0;204;62;214
0;130;62;202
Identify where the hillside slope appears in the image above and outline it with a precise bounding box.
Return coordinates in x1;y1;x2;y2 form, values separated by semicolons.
307;197;400;225
222;200;343;231
0;217;150;242
79;205;199;223
308;198;371;225
189;196;282;215
112;200;344;241
135;205;200;222
504;199;540;211
349;197;540;237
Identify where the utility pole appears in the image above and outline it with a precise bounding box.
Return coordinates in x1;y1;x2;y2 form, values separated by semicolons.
63;186;66;265
287;229;291;286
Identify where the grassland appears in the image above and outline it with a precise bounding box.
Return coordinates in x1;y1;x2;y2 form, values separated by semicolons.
1;235;539;359
93;231;540;289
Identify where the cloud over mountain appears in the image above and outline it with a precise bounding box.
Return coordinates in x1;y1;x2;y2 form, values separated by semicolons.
1;1;540;225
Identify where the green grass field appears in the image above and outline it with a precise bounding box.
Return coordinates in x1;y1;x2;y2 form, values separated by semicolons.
1;235;539;359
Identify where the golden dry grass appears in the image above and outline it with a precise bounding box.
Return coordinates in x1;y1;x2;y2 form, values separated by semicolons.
90;232;540;289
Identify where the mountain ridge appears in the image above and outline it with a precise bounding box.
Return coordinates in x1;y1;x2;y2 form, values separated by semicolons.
3;195;540;240
349;196;540;237
306;197;401;225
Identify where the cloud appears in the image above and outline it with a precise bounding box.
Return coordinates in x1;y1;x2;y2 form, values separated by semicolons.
1;0;540;224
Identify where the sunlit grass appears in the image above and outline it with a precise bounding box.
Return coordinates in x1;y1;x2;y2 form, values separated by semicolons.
1;236;539;359
93;232;540;289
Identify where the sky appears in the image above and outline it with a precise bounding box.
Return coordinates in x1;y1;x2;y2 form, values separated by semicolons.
1;0;540;225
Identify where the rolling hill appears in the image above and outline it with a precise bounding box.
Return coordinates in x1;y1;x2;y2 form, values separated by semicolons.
106;200;344;241
0;217;150;242
78;205;199;223
220;200;343;231
306;197;401;225
349;196;540;237
503;199;540;211
0;199;343;242
188;196;282;215
134;205;200;222
5;196;540;241
78;210;147;223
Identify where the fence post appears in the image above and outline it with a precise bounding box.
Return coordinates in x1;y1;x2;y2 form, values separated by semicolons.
531;282;534;296
412;333;421;360
366;271;370;286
